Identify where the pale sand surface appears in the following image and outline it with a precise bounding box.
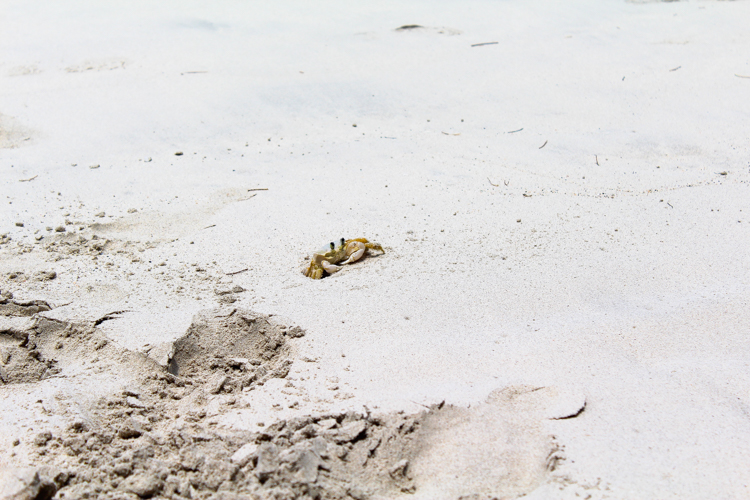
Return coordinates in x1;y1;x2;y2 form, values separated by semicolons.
2;0;750;498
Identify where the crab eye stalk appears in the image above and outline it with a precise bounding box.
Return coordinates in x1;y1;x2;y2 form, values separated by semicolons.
330;242;335;250
340;238;345;246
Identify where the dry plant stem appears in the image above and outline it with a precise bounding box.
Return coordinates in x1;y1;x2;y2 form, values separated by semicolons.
225;268;249;276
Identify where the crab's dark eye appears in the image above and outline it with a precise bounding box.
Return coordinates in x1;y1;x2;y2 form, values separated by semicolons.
330;242;335;250
340;238;345;246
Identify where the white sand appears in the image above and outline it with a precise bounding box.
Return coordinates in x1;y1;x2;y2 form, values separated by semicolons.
2;0;750;497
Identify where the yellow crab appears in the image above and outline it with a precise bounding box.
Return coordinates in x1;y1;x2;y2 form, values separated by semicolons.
303;237;385;279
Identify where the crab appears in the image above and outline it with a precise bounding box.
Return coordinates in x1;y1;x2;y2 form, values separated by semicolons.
303;237;385;279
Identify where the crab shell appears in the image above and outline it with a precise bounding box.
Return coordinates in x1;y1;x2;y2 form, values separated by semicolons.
303;238;384;279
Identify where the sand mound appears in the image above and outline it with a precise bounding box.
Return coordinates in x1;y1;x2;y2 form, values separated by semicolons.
21;393;560;500
0;292;52;317
0;298;123;385
0;335;56;384
167;309;304;393
0;314;60;384
1;304;566;500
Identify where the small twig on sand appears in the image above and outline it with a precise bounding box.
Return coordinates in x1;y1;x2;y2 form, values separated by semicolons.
471;42;498;47
19;175;38;182
595;155;600;166
507;128;523;134
238;194;258;202
539;140;548;149
735;74;750;79
94;310;131;326
225;268;248;276
551;400;586;420
487;177;499;187
203;224;216;230
669;66;681;72
247;188;269;191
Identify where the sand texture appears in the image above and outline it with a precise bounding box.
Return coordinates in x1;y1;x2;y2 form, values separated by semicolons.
2;0;750;498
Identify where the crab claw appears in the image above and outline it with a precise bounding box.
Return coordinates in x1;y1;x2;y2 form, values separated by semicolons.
342;241;367;264
320;260;342;274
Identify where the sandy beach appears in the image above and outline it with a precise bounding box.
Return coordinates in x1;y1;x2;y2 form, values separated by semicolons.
2;0;750;498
